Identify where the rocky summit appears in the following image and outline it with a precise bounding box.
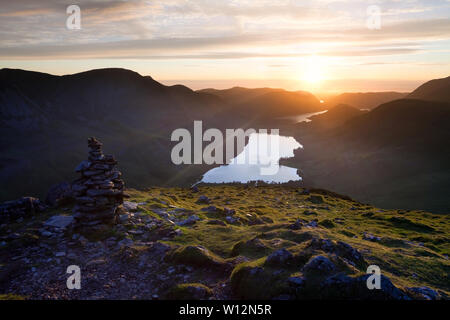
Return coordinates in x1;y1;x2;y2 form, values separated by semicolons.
0;185;448;300
71;137;126;227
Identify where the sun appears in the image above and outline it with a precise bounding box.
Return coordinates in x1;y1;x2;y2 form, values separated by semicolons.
303;55;324;85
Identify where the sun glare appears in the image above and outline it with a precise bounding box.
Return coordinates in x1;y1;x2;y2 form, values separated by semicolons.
303;55;325;86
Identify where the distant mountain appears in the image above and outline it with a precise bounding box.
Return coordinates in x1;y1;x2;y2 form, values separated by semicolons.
0;68;325;201
0;68;235;201
297;104;367;133
199;87;324;118
407;76;450;103
325;92;408;110
198;87;280;104
287;98;450;213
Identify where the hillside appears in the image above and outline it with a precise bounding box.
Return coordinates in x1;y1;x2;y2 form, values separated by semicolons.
0;69;326;202
0;68;227;201
325;92;408;110
287;99;450;213
199;87;324;118
407;76;450;103
1;185;448;299
295;104;367;133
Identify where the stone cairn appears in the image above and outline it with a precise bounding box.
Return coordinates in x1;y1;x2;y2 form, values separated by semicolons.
72;137;125;226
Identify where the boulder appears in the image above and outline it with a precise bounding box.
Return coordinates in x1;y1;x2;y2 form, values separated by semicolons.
320;273;410;300
0;197;46;222
363;232;381;242
302;255;336;275
44;215;75;230
45;182;73;207
177;215;201;226
307;238;367;269
196;195;211;204
123;201;139;212
265;248;294;267
166;283;212;300
166;245;227;270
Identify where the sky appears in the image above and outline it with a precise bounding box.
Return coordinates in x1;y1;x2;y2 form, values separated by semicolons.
0;0;449;93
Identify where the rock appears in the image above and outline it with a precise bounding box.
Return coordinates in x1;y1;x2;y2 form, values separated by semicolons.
190;186;199;193
45;182;73;207
0;197;47;222
201;206;218;212
118;214;129;223
117;238;133;248
406;287;440;300
166;245;227;270
307;195;324;204
225;216;238;224
87;259;107;267
363;232;381;242
151;241;171;256
40;230;53;237
166;283;212;300
321;273;410;300
307;220;318;228
75;160;91;172
265;248;293;267
307;238;366;269
44;215;74;230
128;230;144;235
288;276;305;287
123;201;139;212
303;255;335;275
196;195;211;204
177;215;201;226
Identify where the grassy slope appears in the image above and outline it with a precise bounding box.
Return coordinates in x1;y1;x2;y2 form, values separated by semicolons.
126;185;449;296
1;184;448;299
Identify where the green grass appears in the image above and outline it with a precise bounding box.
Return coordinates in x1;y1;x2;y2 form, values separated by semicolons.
126;185;449;296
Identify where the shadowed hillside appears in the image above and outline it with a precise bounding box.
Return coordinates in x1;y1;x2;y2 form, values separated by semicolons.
407;76;450;103
199;87;324;118
286;98;450;213
325;92;408;110
0;68;323;201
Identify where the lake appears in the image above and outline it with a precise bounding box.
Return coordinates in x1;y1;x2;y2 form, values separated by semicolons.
201;133;303;184
281;110;328;123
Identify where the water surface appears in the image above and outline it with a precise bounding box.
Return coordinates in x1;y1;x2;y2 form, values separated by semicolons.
201;133;303;184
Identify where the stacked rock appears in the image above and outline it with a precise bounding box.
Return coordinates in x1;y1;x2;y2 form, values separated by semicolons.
72;137;125;226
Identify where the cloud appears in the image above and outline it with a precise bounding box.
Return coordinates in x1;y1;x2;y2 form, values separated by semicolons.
0;0;449;61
